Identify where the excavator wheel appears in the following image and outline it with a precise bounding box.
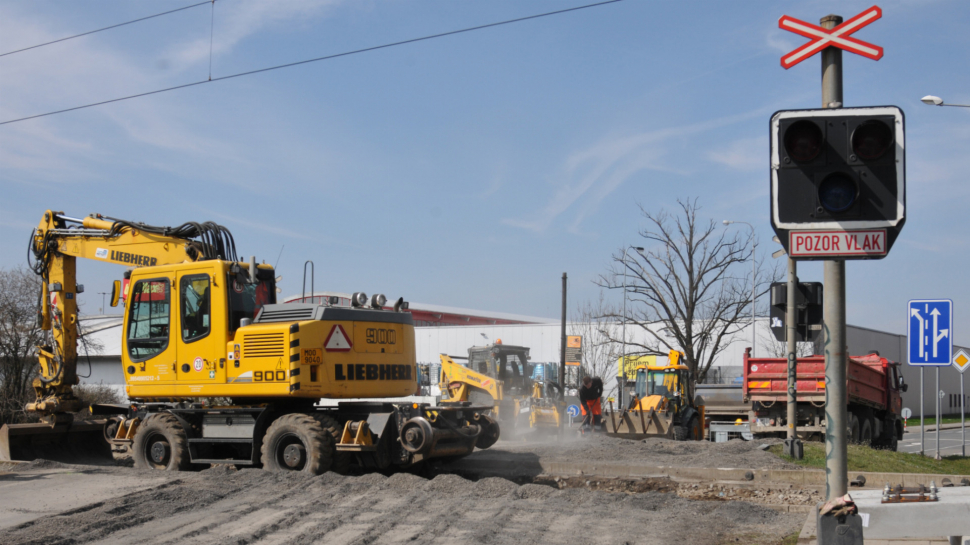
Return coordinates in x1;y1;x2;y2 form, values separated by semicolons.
687;416;702;441
311;413;351;475
261;413;333;475
132;413;192;471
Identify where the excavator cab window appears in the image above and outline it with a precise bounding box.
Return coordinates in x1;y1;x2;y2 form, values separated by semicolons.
644;369;679;399
180;274;210;342
127;278;171;360
227;272;276;332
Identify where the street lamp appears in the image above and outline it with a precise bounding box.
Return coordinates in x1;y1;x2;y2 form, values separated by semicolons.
921;95;970;108
621;246;644;407
723;220;756;358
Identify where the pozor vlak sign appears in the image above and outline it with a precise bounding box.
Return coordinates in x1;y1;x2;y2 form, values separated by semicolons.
769;106;905;260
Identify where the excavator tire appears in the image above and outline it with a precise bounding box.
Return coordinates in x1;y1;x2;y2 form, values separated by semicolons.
687;416;702;441
311;413;351;475
673;425;689;441
261;413;333;475
133;413;192;471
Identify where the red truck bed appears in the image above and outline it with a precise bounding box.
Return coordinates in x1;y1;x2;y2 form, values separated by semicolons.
743;352;892;410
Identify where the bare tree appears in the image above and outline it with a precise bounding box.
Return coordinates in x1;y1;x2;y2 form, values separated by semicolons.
758;327;815;359
0;267;44;425
596;199;776;382
568;293;621;381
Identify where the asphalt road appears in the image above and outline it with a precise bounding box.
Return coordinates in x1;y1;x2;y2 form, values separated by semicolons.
900;426;970;456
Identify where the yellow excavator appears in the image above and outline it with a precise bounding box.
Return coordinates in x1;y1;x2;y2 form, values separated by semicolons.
605;351;704;441
0;211;499;473
439;341;560;435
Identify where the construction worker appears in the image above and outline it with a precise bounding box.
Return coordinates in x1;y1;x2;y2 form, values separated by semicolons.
578;376;603;431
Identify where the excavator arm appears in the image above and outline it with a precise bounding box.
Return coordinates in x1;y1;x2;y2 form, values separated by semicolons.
26;210;237;420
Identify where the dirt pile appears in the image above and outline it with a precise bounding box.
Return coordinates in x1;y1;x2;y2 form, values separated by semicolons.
1;463;803;545
484;434;799;470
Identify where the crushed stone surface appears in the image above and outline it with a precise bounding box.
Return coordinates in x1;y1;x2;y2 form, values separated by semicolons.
0;462;802;545
474;433;802;470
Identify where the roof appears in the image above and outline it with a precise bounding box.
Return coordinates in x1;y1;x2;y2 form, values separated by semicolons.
283;291;556;324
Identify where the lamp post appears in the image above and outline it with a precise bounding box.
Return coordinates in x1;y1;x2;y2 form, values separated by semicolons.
921;95;970;108
620;246;644;408
723;220;756;358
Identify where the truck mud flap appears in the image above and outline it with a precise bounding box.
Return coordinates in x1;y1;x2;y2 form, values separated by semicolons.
0;420;111;463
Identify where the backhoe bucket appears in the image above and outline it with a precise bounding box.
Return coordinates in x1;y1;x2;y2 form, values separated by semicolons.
604;409;675;440
0;420;111;463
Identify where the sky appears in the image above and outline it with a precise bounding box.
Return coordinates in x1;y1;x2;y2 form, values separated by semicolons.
1;0;968;346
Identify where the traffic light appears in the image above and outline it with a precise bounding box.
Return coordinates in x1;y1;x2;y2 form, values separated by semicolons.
770;106;905;260
769;282;823;342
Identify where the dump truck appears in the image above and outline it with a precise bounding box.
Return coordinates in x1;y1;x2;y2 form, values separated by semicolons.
742;348;906;450
0;211;499;473
605;351;705;441
439;342;560;434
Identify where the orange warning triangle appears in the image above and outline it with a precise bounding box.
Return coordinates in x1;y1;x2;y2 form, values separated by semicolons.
324;324;352;352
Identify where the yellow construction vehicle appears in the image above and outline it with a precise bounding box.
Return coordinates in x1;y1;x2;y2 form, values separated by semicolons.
439;342;560;434
0;211;499;473
605;351;704;441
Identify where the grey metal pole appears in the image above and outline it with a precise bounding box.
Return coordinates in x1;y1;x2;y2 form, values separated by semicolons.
936;367;943;460
785;258;802;458
962;373;965;457
752;235;757;358
821;13;847;501
621;250;628;409
560;273;567;421
921;367;925;456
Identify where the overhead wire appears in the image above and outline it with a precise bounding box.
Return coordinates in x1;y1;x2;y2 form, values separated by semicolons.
0;0;213;58
0;0;623;126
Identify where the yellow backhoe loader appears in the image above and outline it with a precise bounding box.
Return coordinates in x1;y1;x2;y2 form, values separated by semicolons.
605;351;705;441
439;342;560;435
0;211;499;473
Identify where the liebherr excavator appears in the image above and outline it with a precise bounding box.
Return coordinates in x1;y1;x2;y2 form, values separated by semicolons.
0;211;499;473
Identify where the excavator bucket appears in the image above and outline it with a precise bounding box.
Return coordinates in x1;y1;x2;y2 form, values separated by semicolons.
0;420;111;463
604;408;675;440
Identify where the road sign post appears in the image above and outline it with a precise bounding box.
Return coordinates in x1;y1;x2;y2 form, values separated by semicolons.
953;349;970;457
908;299;954;459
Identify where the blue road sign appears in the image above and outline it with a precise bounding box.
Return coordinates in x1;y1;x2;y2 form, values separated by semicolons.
566;405;581;418
907;299;953;366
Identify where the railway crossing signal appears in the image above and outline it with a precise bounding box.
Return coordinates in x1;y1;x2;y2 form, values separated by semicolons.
779;6;883;69
770;106;905;259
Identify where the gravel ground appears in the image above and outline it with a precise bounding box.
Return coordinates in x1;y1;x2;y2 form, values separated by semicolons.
0;460;803;545
477;433;802;470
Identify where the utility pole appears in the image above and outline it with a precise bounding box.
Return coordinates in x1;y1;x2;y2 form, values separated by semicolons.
820;13;848;501
560;273;567;430
784;257;803;458
98;291;108;314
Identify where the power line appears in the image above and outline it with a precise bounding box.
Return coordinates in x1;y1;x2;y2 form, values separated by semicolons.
0;0;213;58
0;0;623;126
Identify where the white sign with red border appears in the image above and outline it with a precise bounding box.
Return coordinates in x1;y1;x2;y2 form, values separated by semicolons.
324;325;353;352
789;229;887;258
779;6;883;69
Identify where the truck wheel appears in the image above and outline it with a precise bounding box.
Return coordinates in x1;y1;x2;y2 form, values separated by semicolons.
133;413;191;471
312;413;351;475
848;414;860;444
261;414;333;475
860;418;874;446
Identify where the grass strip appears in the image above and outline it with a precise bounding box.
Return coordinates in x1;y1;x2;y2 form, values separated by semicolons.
769;443;970;475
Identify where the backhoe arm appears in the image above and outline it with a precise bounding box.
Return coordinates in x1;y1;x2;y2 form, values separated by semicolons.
27;210;236;421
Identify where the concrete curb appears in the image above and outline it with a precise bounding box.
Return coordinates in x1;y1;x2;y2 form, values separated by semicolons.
905;422;966;433
447;458;970;489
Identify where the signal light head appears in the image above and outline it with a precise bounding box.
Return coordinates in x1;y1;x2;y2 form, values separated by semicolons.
783;120;823;162
851;120;893;160
818;173;858;213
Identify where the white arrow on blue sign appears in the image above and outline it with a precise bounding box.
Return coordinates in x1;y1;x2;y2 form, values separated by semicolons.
907;299;953;366
566;405;581;418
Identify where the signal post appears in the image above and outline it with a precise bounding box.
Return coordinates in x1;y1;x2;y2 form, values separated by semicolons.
773;6;904;502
